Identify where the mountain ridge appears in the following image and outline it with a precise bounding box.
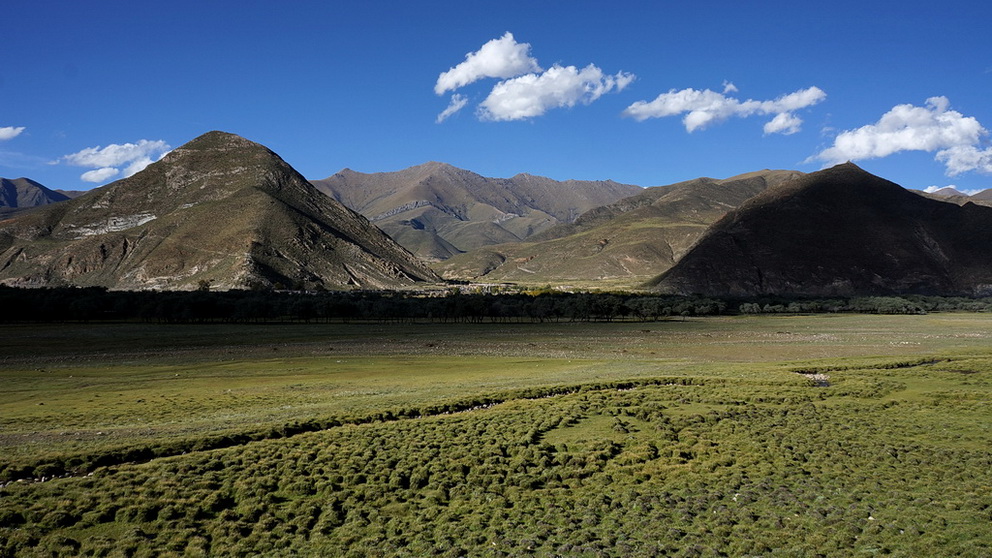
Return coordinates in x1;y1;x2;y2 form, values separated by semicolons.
311;163;642;261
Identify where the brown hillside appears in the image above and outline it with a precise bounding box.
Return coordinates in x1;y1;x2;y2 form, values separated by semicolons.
0;132;439;290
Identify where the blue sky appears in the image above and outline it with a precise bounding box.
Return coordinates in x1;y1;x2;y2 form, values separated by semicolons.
2;1;990;194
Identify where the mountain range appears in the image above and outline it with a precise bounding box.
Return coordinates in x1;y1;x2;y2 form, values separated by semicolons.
919;186;992;207
3;132;991;297
311;163;641;261
0;132;437;290
434;169;804;286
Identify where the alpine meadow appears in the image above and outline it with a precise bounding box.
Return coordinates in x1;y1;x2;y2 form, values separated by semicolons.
3;2;992;556
2;309;992;556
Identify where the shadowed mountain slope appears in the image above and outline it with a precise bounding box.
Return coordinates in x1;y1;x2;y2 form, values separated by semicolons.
0;132;439;290
648;163;992;296
0;177;70;218
311;163;641;261
436;169;803;285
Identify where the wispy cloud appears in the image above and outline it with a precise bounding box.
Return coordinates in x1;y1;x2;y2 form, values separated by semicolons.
479;64;635;122
436;94;468;123
622;86;826;135
0;126;25;141
809;97;992;176
435;32;634;123
60;139;171;183
435;32;541;95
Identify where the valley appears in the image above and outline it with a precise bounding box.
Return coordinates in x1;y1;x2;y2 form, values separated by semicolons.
3;131;992;556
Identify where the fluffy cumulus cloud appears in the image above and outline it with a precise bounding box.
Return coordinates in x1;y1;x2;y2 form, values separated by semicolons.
0;126;26;141
935;145;992;176
435;32;634;123
61;139;171;183
80;167;120;183
763;112;803;135
479;64;635;121
622;86;826;135
435;32;541;95
810;97;992;175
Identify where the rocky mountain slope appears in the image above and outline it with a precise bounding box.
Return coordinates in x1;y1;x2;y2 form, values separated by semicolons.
311;163;641;261
436;169;803;285
0;177;70;218
0;132;439;290
648;163;992;296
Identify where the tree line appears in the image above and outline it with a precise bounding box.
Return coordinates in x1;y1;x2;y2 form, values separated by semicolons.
0;285;990;324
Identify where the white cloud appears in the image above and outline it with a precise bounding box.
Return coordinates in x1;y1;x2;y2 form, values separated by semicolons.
623;86;826;134
722;81;738;94
436;94;468;123
81;167;120;183
935;144;992;176
62;139;170;168
435;32;541;95
763;112;803;135
810;97;991;176
0;126;25;141
61;139;171;182
478;64;635;121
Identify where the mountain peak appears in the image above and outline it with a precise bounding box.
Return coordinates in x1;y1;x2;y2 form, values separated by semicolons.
0;132;438;290
1;176;70;213
649;165;992;296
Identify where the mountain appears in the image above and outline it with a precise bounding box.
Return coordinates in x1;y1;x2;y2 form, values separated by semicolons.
648;163;992;296
926;186;967;198
55;189;88;199
0;132;439;290
311;163;641;261
917;187;992;208
972;189;992;202
0;177;70;218
436;169;803;286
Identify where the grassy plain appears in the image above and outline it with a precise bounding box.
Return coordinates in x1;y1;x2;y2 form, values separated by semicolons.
1;314;991;556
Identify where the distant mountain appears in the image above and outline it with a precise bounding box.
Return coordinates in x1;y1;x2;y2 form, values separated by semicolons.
972;189;992;202
916;187;992;208
436;169;803;285
649;163;992;296
926;186;967;198
0;177;70;217
311;163;641;261
0;132;439;290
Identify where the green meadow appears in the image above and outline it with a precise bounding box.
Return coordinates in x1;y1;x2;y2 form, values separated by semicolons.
1;314;991;556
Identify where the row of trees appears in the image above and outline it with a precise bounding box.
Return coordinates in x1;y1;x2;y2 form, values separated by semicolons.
1;286;990;323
